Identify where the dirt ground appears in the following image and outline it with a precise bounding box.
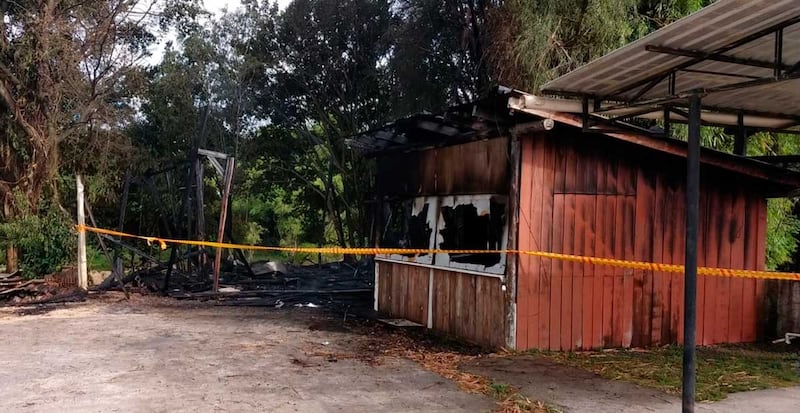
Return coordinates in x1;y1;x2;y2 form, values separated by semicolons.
3;294;798;413
0;294;493;413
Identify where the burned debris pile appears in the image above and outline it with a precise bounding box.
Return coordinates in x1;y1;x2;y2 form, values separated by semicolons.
0;270;87;305
91;147;373;310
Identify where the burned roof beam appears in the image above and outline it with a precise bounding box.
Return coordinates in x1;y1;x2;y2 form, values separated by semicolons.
644;45;792;71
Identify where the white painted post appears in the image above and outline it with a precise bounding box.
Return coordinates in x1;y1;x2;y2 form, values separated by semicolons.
76;175;88;290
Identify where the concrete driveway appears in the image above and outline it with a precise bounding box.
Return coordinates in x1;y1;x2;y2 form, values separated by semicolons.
0;296;493;413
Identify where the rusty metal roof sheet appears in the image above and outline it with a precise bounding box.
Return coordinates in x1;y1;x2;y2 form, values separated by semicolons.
542;0;800;126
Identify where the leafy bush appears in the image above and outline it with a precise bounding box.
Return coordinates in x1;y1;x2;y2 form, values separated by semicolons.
766;198;800;270
0;199;76;279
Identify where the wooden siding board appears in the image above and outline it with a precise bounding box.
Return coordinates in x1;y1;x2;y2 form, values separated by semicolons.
702;191;720;346
600;195;616;347
622;194;636;347
729;190;746;343
668;179;686;344
634;167;656;347
756;199;767;339
651;174;666;345
742;194;759;342
696;192;708;346
539;138;556;349
715;191;733;344
551;194;565;350
516;137;534;349
563;147;579;350
529;135;546;348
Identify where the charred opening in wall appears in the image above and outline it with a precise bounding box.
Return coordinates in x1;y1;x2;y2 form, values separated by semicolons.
438;197;505;267
380;200;432;254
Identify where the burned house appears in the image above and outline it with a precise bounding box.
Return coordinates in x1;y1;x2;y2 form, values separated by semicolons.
351;88;800;351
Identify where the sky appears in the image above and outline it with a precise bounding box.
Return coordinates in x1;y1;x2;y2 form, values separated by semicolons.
203;0;292;14
146;0;290;64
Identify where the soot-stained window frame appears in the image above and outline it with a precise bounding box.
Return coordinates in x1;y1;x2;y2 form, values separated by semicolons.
379;197;438;265
433;195;508;275
379;194;508;277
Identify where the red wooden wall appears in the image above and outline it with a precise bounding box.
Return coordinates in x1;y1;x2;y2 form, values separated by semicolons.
377;261;507;348
516;131;768;351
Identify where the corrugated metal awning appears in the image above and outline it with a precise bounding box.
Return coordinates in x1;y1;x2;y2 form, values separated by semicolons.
541;0;800;131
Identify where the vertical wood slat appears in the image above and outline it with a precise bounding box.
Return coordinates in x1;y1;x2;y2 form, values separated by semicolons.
527;136;545;349
539;137;555;349
564;146;578;351
696;191;708;345
728;189;746;343
516;136;534;350
703;191;720;345
651;174;665;345
715;191;733;344
755;199;768;339
622;194;637;347
612;158;626;347
670;180;687;344
551;194;565;350
741;194;759;342
634;167;655;347
552;141;567;350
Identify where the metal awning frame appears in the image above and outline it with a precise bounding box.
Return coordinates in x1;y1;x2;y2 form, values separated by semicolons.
543;16;800;139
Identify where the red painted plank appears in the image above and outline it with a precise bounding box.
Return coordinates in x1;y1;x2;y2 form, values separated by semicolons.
574;195;588;349
591;151;606;349
516;137;534;349
582;194;597;349
622;193;636;347
728;189;746;343
696;192;708;346
702;190;721;346
715;190;733;344
551;193;565;350
651;175;666;345
600;195;616;347
612;161;627;347
565;147;580;350
528;136;546;349
633;167;655;347
741;194;759;342
755;198;767;339
671;183;686;344
539;138;556;349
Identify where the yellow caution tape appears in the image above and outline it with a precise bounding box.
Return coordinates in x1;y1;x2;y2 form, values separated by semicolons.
77;224;800;282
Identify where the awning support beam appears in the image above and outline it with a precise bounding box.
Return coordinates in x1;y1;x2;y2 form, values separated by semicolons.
645;45;792;71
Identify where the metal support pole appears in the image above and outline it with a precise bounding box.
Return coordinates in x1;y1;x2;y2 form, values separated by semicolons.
76;175;88;290
682;94;701;413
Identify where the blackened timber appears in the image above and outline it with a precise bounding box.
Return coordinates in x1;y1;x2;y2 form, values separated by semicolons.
213;157;235;292
162;245;179;293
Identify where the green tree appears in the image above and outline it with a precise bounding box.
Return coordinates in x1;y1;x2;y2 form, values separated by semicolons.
0;0;201;272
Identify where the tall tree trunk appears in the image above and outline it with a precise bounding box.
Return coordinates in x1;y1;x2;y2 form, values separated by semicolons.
3;197;18;272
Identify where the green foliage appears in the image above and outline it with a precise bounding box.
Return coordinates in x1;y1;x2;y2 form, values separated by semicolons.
491;0;638;91
766;198;800;270
0;197;76;279
87;246;112;272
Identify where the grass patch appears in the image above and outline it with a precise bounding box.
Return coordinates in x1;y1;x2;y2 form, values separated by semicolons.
537;344;800;401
